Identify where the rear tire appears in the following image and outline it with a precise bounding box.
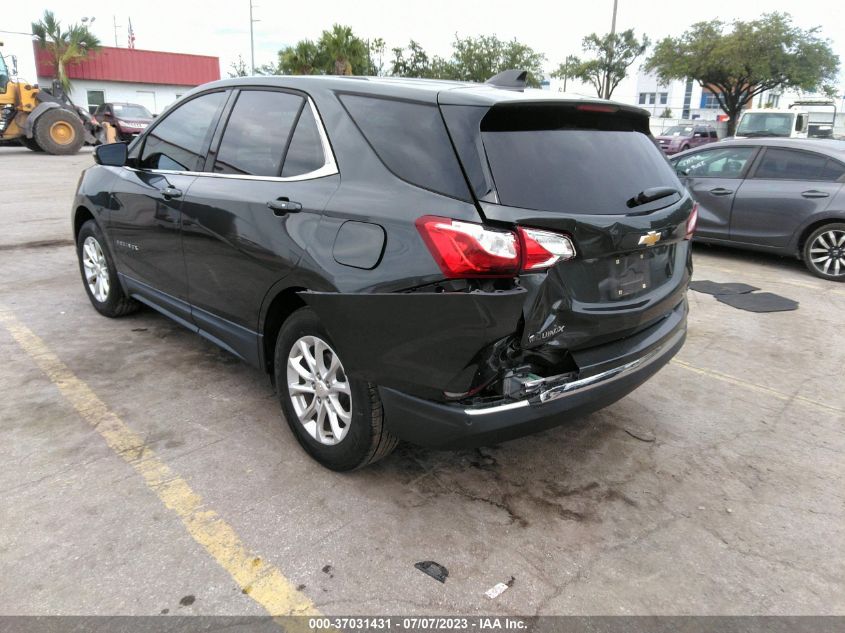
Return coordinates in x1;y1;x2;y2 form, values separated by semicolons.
803;223;845;281
33;108;85;155
76;220;140;317
21;136;43;152
274;307;397;470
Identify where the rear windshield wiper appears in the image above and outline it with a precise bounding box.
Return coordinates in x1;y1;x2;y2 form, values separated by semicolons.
626;186;679;208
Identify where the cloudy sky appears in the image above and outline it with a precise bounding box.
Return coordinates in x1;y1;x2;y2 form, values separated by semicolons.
4;0;844;92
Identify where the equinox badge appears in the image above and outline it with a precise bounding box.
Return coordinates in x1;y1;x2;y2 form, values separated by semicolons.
638;231;662;247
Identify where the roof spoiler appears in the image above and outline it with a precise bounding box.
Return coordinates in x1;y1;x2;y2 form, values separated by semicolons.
486;69;528;90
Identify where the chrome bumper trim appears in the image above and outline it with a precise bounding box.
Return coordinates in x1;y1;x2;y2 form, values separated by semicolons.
465;327;685;417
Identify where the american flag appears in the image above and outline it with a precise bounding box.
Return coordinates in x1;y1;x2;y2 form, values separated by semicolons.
128;17;136;49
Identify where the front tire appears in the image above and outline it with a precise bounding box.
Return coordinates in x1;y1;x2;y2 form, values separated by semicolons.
803;223;845;281
274;307;397;470
76;220;140;316
34;108;85;155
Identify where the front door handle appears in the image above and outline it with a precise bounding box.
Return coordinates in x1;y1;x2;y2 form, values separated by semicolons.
709;187;733;196
162;186;182;199
802;190;830;199
267;198;302;215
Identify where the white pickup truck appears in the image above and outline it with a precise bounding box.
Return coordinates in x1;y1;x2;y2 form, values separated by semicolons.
734;108;809;139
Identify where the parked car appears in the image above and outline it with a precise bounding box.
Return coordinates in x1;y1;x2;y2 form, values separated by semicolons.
93;102;153;141
655;123;718;155
73;74;694;470
734;108;808;139
670;138;845;279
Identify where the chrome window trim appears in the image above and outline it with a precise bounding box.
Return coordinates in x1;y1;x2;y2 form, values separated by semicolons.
131;96;338;183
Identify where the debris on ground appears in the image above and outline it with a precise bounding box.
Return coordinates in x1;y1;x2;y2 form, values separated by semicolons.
414;561;448;583
624;428;656;442
484;576;515;599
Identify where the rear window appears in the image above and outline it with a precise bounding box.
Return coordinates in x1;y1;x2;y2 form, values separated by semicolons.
339;94;470;200
481;108;681;214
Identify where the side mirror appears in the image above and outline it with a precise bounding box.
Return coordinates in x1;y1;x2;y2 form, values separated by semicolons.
94;142;128;167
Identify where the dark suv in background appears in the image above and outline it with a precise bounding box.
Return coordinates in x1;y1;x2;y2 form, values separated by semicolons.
93;102;154;141
73;73;694;470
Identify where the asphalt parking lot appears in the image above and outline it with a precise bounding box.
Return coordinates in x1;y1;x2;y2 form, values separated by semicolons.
1;145;843;616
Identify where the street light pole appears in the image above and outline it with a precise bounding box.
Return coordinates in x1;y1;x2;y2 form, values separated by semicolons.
249;0;255;75
605;0;618;99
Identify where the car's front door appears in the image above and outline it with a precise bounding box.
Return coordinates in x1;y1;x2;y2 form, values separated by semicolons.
672;146;758;240
730;147;845;247
179;88;340;363
109;90;228;321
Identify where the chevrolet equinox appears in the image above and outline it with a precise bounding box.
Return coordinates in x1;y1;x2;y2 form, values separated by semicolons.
73;72;694;470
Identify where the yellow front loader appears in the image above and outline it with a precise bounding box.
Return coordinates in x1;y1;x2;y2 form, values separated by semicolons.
0;42;109;154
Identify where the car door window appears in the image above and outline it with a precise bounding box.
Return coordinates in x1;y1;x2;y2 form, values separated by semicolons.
139;91;226;171
674;147;755;178
213;90;303;177
281;105;326;177
754;148;843;181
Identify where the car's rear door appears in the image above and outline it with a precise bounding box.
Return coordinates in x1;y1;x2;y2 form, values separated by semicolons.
442;101;693;353
110;89;228;323
730;147;845;247
671;145;758;240
179;87;339;364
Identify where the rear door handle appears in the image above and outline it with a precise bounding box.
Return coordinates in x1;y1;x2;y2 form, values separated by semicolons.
802;190;830;199
267;198;302;215
162;186;182;199
709;187;733;196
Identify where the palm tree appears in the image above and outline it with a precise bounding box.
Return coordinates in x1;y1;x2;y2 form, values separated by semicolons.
318;25;367;75
32;10;100;94
279;40;323;75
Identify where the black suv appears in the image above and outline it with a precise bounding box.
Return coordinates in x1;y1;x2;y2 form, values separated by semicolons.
73;73;694;470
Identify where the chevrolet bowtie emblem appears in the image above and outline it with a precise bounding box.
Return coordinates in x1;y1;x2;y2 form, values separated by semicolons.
638;231;662;247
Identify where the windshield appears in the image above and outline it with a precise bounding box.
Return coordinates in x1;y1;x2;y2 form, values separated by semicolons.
661;125;694;137
483;129;680;215
736;112;793;137
0;55;9;92
113;104;152;118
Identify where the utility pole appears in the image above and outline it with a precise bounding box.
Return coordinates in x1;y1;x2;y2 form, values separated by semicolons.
112;15;122;47
604;0;619;99
249;0;258;75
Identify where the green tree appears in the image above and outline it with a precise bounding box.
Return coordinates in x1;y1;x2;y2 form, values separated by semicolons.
566;29;649;100
318;24;369;75
550;55;579;91
278;39;323;75
390;40;439;78
368;37;386;76
228;55;249;78
31;10;100;94
444;34;545;87
644;13;840;134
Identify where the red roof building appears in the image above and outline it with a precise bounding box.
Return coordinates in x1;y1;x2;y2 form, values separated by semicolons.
34;43;220;114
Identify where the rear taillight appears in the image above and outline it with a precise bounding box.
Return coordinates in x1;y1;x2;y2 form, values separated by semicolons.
685;203;698;239
518;227;576;271
416;216;577;277
415;216;520;278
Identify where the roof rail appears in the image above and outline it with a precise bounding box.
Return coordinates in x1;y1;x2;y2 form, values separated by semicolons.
486;69;528;90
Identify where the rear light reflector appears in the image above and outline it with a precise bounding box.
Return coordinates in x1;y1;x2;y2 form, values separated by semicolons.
415;216;520;278
518;227;576;271
685;203;699;239
576;103;619;113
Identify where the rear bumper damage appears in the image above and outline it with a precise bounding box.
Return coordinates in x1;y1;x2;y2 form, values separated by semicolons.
379;299;687;448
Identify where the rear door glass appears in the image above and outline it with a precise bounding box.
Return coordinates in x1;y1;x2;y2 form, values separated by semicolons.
339;94;470;200
753;148;842;181
282;105;325;177
482;124;680;214
214;90;303;177
674;147;756;178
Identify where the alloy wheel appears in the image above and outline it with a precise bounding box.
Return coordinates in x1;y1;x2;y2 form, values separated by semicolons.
809;229;845;277
82;236;110;302
286;335;352;446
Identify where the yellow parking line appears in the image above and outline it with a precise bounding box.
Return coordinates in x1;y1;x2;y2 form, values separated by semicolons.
671;358;843;416
0;307;318;617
